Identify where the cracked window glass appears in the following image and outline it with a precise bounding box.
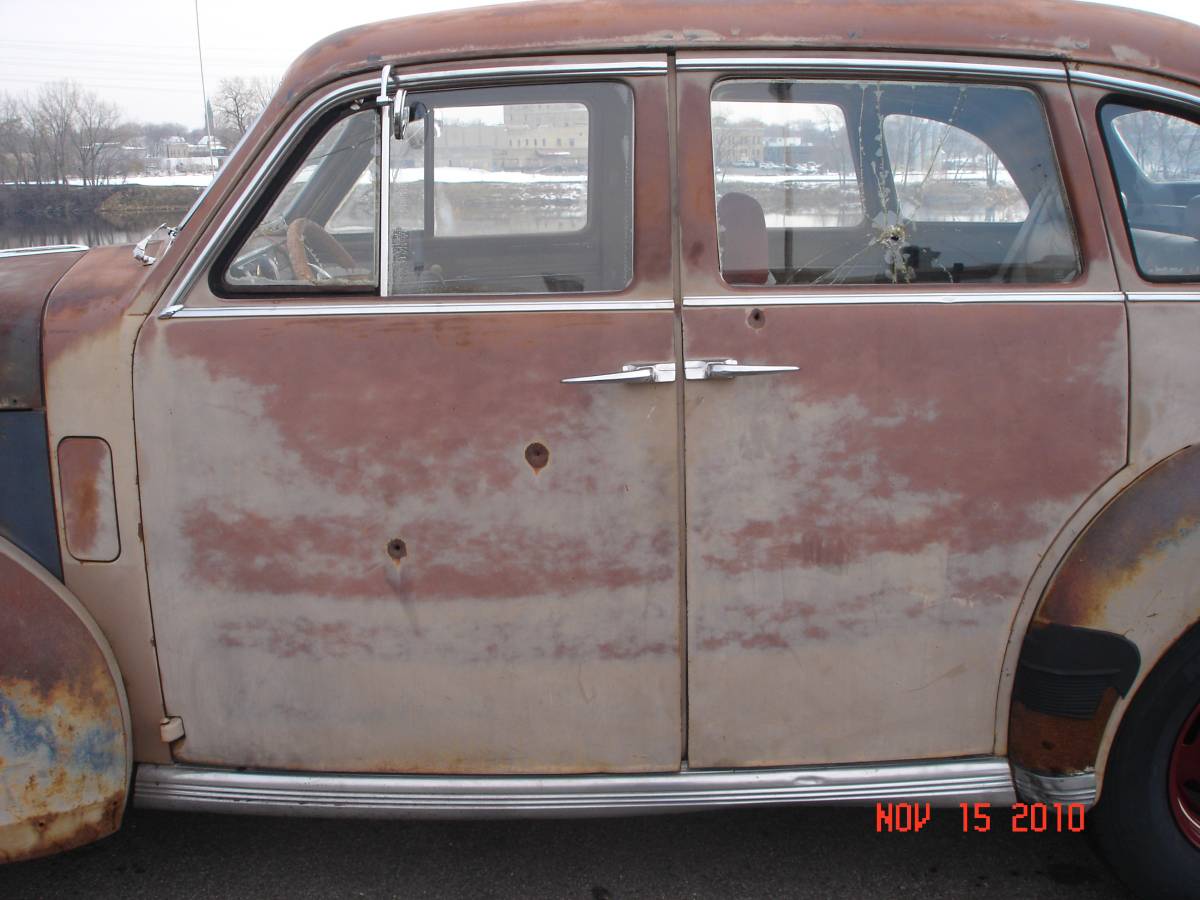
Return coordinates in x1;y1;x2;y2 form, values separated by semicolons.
1101;103;1200;281
711;80;1080;286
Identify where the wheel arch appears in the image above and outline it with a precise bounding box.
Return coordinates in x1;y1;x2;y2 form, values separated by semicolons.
1003;443;1200;802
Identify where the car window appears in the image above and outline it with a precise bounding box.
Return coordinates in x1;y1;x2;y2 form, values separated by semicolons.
386;82;632;296
221;108;380;292
1100;103;1200;281
710;80;1079;286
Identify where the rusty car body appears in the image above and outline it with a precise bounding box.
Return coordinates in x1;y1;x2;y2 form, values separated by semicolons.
3;0;1200;891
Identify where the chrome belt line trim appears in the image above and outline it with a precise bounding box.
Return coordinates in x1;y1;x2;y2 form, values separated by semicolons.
134;758;1015;818
684;292;1124;307
159;299;675;319
676;57;1066;81
1012;766;1097;809
1128;292;1200;302
0;243;89;258
1069;70;1200;109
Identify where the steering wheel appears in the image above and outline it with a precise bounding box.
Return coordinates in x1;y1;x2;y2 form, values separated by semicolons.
285;217;358;284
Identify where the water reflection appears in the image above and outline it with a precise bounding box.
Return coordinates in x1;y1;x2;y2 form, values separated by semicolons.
0;208;195;252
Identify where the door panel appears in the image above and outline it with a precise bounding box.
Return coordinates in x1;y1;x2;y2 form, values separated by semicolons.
682;302;1127;766
135;309;681;773
135;62;681;775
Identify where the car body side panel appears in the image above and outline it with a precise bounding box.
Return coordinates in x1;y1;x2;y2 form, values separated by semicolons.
43;245;169;764
0;537;130;863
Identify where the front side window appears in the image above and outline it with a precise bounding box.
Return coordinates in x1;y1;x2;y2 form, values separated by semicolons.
1101;103;1200;281
221;108;380;292
711;80;1079;286
386;82;633;296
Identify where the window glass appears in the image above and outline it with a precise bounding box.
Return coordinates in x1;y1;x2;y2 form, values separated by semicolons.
386;82;632;296
1101;103;1200;281
223;108;379;291
711;80;1079;286
882;115;1027;222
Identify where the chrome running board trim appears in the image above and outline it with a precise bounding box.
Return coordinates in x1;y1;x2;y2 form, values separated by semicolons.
1012;765;1097;808
135;757;1015;818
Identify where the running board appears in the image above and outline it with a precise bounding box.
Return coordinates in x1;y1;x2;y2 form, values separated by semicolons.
134;757;1015;818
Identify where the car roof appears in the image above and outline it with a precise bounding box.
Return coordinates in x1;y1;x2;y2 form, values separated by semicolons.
280;0;1200;98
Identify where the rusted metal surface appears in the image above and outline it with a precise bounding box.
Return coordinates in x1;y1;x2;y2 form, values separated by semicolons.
43;246;170;764
279;0;1200;115
1010;444;1200;776
1127;303;1200;467
57;438;120;563
0;250;84;410
134;308;683;774
681;303;1128;767
0;537;129;862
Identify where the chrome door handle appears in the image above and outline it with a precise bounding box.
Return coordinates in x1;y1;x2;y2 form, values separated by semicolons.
684;359;800;380
562;362;677;384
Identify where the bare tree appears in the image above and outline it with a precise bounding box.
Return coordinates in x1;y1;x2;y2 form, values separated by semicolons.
31;81;81;184
212;76;278;141
72;94;127;186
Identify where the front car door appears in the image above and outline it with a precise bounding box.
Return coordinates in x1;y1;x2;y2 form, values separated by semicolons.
676;55;1130;767
134;56;683;774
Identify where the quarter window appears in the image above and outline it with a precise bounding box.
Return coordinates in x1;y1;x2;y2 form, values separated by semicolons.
221;108;380;292
710;80;1079;286
1100;103;1200;281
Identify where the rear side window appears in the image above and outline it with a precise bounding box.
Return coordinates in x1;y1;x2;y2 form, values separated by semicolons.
387;82;633;296
710;80;1079;286
1100;103;1200;281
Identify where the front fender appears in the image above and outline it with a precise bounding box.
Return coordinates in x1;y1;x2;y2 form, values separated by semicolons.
0;536;131;862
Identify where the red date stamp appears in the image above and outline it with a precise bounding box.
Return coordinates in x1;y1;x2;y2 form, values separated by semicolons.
874;802;1086;833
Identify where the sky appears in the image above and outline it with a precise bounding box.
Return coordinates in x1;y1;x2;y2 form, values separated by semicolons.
1;0;1198;128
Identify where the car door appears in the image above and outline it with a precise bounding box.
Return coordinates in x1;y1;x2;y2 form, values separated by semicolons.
133;57;683;774
675;55;1130;768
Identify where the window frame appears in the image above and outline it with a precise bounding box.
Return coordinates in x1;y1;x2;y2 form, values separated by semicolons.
705;73;1083;290
210;103;383;300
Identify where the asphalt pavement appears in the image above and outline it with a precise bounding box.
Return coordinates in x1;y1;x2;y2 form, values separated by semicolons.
0;803;1133;898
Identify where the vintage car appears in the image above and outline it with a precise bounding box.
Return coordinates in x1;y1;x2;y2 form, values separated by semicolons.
3;0;1200;893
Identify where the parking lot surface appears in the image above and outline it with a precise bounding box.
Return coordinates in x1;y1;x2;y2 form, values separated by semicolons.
1;804;1131;898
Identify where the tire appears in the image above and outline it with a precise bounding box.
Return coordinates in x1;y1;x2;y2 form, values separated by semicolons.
1090;624;1200;899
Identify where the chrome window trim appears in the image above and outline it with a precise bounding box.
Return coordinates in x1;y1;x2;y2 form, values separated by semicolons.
164;61;663;319
160;298;674;319
135;757;1015;818
393;60;667;90
1069;70;1200;109
684;292;1124;307
0;243;89;258
677;57;1067;81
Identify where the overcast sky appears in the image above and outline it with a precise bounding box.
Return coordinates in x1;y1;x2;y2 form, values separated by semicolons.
1;0;1198;127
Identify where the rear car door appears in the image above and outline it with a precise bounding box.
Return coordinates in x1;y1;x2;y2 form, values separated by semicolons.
133;57;683;774
676;55;1130;767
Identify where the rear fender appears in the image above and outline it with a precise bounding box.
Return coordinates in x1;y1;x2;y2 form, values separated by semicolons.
0;536;131;862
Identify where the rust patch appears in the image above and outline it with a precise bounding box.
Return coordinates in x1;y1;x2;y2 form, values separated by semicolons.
56;437;119;563
1009;691;1118;774
1037;444;1200;628
0;551;127;862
